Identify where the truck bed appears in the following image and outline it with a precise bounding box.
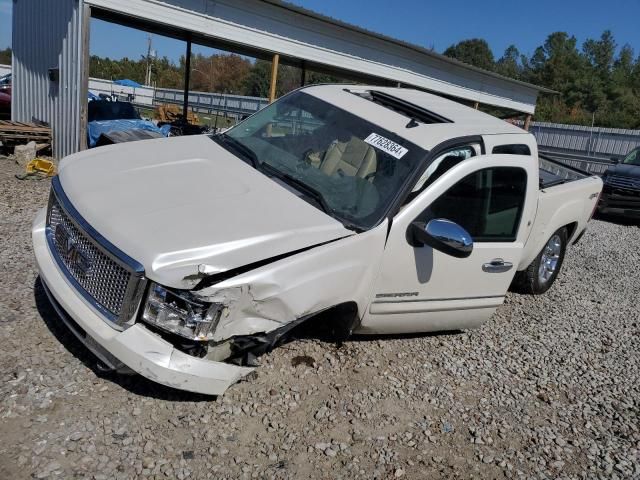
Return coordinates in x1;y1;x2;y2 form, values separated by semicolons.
539;155;589;189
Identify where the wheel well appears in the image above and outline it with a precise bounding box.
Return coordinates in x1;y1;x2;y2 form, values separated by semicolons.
305;301;360;342
226;302;360;365
563;222;579;241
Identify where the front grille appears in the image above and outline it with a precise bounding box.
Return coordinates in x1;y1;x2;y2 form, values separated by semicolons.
45;178;146;325
606;175;640;191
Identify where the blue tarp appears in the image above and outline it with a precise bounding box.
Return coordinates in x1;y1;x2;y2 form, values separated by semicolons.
113;79;142;88
88;119;169;148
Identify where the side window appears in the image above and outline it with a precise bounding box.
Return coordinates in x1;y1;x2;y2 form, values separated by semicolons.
421;167;527;242
492;144;531;155
623;148;640;165
411;145;477;194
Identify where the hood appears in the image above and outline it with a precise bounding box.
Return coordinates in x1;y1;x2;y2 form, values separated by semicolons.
605;163;640;180
58;135;352;288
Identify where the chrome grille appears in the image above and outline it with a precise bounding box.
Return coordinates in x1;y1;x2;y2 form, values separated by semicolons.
606;175;640;191
45;177;146;325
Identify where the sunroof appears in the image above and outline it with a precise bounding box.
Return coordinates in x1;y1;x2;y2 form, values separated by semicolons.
345;89;453;126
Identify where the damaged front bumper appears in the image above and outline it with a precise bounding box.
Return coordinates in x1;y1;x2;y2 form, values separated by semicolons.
32;208;253;395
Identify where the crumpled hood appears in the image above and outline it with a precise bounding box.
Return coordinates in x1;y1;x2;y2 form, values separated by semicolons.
58;135;352;288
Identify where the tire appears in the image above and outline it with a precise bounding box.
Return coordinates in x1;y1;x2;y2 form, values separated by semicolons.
514;227;568;295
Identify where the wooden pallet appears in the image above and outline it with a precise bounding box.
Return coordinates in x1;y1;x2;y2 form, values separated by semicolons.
0;121;52;151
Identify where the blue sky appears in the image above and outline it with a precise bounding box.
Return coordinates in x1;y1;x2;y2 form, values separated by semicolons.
1;0;640;63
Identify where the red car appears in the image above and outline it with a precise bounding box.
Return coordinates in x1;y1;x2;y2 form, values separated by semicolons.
0;91;10;119
0;73;11;119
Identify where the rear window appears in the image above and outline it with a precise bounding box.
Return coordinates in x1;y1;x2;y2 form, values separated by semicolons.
492;144;531;156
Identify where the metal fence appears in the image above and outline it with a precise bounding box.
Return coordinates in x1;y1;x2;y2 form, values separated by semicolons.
516;120;640;175
86;76;268;119
154;88;268;118
529;121;640;159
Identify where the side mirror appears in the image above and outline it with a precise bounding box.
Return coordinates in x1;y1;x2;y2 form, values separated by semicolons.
409;218;473;258
610;157;620;164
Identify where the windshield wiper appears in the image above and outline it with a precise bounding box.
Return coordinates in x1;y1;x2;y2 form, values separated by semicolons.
216;133;258;167
259;162;333;216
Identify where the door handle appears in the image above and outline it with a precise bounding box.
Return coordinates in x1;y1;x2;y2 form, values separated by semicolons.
482;258;513;273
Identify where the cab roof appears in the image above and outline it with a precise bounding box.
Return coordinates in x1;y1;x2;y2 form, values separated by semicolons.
302;84;529;151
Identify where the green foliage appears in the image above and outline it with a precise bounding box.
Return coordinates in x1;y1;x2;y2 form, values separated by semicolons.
443;39;495;71
88;52;347;101
445;31;640;129
0;47;11;66
85;28;640;130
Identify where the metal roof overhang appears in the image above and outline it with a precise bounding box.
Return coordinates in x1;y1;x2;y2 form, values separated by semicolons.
86;0;549;114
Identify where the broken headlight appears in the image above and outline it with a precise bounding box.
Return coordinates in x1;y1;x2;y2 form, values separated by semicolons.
141;283;223;341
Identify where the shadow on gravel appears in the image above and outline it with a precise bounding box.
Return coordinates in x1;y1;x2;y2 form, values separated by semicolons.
288;308;463;346
34;277;214;402
593;212;640;227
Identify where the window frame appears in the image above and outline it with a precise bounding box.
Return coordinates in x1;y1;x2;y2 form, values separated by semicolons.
419;166;528;243
393;136;486;215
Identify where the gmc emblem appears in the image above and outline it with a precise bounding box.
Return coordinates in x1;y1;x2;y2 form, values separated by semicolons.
54;224;93;277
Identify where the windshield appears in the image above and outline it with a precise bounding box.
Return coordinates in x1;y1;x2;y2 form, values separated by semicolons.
223;91;426;229
622;148;640;166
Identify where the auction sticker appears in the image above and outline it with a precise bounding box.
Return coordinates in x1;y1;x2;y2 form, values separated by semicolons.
364;133;408;159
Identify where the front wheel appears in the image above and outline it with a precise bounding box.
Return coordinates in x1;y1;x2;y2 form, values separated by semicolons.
514;227;568;295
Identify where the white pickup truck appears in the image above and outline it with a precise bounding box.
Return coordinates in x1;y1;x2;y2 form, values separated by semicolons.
33;85;603;395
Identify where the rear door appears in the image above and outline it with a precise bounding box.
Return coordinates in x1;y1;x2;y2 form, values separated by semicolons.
360;154;538;334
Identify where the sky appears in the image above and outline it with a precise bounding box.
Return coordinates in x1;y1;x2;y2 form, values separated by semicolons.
1;0;640;63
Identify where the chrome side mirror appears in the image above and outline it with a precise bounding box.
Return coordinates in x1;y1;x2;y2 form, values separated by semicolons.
409;218;473;258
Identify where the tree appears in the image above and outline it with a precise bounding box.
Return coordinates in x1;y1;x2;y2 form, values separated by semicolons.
443;39;495;71
0;47;11;66
583;30;616;80
190;53;252;93
243;59;272;97
495;45;524;79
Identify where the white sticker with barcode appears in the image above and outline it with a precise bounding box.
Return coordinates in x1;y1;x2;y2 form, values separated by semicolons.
364;133;408;159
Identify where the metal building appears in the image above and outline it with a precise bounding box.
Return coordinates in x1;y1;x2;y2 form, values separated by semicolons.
11;0;553;159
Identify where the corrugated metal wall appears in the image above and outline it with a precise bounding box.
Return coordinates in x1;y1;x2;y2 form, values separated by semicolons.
523;121;640;160
12;0;84;159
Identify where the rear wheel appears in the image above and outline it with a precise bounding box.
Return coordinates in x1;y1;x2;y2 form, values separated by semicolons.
514;227;568;294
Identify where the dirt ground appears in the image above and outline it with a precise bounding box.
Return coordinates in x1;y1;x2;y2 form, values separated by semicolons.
0;157;638;479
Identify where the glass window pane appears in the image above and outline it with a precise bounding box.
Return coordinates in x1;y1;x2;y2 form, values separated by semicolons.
492;144;531;155
422;167;527;242
623;148;640;165
412;146;477;193
224;92;427;229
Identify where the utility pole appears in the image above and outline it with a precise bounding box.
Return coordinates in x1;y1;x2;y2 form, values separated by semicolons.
145;35;153;86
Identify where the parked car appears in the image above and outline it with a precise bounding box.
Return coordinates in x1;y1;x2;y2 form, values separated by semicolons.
0;73;11;119
0;91;10;120
87;99;169;147
0;72;11;95
597;147;640;218
32;85;603;395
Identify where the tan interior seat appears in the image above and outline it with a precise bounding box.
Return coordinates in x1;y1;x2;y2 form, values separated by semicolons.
320;137;377;179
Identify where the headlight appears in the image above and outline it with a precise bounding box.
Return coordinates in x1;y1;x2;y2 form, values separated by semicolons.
141;283;223;341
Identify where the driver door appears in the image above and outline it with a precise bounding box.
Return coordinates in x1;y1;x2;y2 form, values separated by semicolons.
360;154;537;334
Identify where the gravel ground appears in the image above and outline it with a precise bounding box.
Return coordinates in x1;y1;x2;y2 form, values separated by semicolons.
0;157;639;479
